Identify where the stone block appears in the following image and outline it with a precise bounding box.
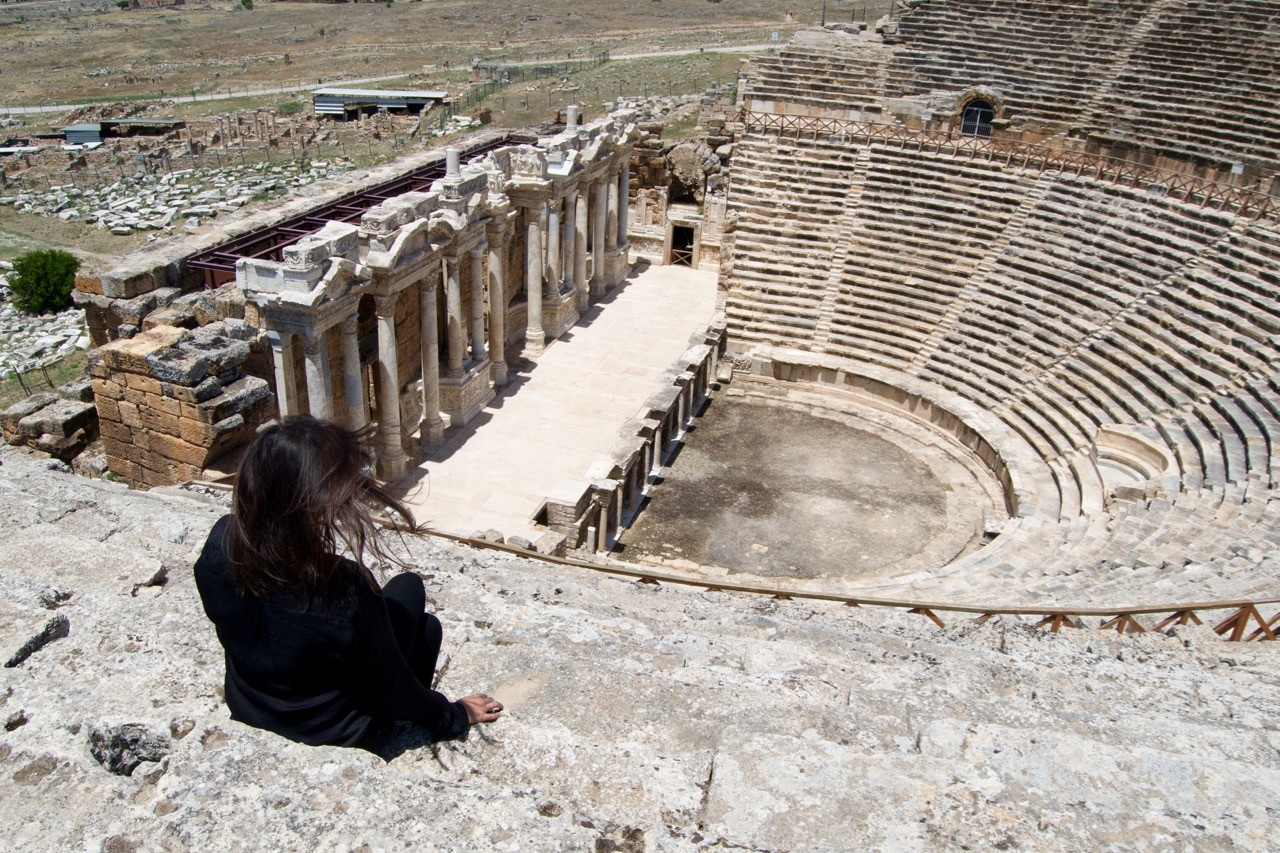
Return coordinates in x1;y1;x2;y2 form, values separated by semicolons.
124;373;165;396
94;395;121;424
177;416;218;447
197;376;271;424
98;419;130;445
2;393;57;439
162;376;222;404
99;268;161;300
147;432;209;469
17;398;97;440
97;326;189;374
145;348;211;386
57;378;95;403
142;304;198;332
141;406;181;438
533;532;567;557
212;284;245;322
74;273;104;296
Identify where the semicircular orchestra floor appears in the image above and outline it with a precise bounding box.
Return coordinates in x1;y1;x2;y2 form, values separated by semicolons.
615;378;1008;588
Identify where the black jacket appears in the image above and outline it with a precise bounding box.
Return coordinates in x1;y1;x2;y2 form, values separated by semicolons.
193;515;469;748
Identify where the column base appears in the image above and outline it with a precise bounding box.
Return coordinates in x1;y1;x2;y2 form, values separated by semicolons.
377;448;408;481
523;327;546;358
419;416;446;451
544;288;581;342
439;358;495;428
491;360;509;386
605;245;631;290
575;287;590;314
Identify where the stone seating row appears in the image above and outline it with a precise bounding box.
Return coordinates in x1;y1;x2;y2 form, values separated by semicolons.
886;0;1148;126
745;350;1280;606
1091;1;1280;169
746;50;890;114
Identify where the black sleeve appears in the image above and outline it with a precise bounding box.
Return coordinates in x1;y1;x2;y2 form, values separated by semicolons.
349;583;470;741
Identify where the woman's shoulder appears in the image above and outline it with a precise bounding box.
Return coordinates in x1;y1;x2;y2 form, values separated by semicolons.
196;515;234;568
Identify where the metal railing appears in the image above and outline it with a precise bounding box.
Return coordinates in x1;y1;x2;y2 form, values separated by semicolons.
736;110;1280;220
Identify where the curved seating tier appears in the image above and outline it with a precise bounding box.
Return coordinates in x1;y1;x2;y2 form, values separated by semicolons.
888;0;1151;128
724;131;1280;605
1087;0;1280;171
748;0;1280;172
744;35;894;119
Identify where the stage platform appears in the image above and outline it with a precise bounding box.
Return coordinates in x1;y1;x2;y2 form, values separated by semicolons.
398;262;719;542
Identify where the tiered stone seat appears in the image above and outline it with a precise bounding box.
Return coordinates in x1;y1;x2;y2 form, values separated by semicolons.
887;0;1150;128
725;134;1280;606
745;40;892;119
724;133;860;349
923;176;1231;420
722;4;1280;609
824;145;1034;369
1088;0;1280;171
3;448;1277;849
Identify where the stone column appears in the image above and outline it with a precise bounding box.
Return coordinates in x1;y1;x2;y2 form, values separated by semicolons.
561;190;576;293
546;198;562;296
591;179;607;300
574;188;589;312
418;275;445;449
302;330;333;420
526;203;545;355
618;162;630;249
487;237;508;386
469;245;486;362
374;294;407;478
267;331;300;419
444;256;465;376
606;168;619;249
340;315;367;431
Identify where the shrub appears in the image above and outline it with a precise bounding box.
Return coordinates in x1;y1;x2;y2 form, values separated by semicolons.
7;250;80;315
241;0;253;9
277;100;302;116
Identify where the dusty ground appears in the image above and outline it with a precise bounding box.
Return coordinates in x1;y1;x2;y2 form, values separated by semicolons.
0;0;892;107
618;390;999;580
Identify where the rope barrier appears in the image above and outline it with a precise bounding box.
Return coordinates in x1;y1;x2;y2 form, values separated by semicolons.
179;479;1279;641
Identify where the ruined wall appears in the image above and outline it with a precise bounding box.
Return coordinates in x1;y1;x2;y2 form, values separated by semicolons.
88;321;273;487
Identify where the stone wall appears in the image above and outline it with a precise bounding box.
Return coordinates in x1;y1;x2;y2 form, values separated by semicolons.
88;320;273;487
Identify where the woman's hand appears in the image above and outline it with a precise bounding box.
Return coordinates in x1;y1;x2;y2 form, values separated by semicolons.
458;693;504;725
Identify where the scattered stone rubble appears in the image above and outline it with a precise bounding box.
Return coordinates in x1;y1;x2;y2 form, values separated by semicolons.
0;447;1275;849
0;159;354;238
0;265;90;379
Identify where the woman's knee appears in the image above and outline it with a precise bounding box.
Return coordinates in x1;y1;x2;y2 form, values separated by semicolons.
383;571;425;613
421;610;443;648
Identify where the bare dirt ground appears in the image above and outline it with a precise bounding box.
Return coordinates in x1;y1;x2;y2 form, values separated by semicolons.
0;0;887;107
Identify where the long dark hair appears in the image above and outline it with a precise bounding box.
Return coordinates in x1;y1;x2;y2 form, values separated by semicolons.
229;415;417;600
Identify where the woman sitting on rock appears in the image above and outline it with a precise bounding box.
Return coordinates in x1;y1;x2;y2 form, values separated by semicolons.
194;415;502;753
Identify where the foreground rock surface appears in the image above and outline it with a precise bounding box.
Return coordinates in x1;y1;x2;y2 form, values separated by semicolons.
0;447;1275;850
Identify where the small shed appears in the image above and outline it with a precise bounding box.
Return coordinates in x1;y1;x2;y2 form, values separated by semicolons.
60;119;185;145
311;88;448;120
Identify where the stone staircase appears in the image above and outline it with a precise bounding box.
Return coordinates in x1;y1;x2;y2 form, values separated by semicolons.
0;447;1276;850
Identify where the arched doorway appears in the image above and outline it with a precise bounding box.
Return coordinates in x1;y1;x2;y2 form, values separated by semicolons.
960;99;995;138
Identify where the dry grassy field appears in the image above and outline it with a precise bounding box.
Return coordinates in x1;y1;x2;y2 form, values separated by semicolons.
0;0;887;107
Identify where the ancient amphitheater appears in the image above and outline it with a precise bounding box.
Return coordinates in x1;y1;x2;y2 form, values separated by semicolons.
1;1;1279;849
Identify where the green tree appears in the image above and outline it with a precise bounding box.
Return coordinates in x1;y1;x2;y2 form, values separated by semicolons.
7;250;81;315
